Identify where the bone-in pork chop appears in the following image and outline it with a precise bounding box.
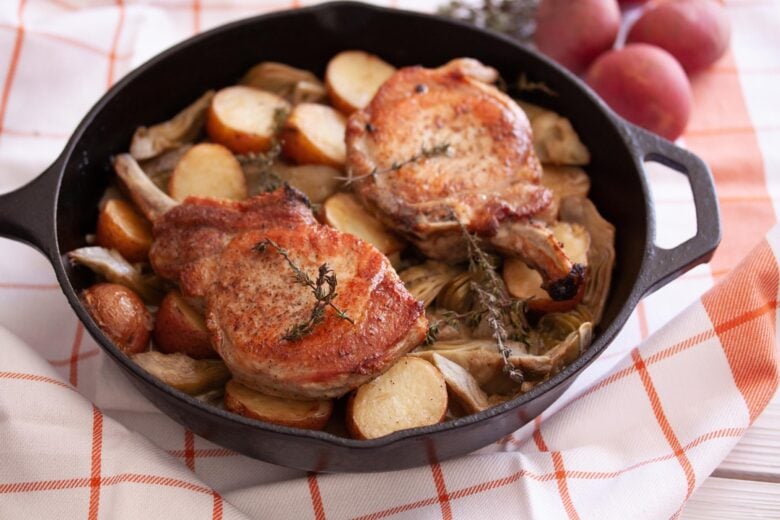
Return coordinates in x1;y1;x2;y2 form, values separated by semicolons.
149;186;427;399
346;59;584;300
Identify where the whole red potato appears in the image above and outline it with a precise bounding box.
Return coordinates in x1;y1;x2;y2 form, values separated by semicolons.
586;44;692;141
534;0;621;75
626;0;731;73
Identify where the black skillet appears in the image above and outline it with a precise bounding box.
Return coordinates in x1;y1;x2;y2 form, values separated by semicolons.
0;2;720;472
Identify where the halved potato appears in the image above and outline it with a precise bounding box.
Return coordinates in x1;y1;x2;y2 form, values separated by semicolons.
153;291;216;359
431;353;489;415
206;85;290;154
346;357;447;439
95;198;153;262
325;50;396;114
272;162;342;203
224;380;333;430
131;351;230;395
168;143;247;201
504;222;590;312
321;192;405;255
552;221;590;266
83;283;152;355
503;259;548;301
281;103;346;167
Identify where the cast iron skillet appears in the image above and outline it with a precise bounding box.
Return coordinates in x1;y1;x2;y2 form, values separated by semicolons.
0;2;720;472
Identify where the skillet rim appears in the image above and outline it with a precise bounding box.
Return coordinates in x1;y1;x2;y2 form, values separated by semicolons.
49;1;655;449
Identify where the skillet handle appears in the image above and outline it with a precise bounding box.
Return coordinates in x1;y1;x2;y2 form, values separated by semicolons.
0;161;60;258
627;124;721;296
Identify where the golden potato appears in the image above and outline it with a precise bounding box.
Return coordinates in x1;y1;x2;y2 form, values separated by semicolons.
206;85;289;154
131;351;230;395
281;103;346;167
95;199;153;263
321;192;405;255
168;143;247;201
82;283;152;355
325;50;396;114
346;357;447;439
153;291;216;359
224;380;333;430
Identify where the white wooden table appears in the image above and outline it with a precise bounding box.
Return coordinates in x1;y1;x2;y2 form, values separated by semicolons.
682;391;780;518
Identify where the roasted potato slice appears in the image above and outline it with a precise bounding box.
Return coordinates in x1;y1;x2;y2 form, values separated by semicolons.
503;259;548;301
131;351;230;395
272;163;342;204
154;291;216;359
552;221;590;266
346;357;447;439
95;199;153;263
325;50;396;114
168;143;247;201
224;380;333;430
206;85;290;154
282;103;346;167
83;283;152;355
321;192;405;255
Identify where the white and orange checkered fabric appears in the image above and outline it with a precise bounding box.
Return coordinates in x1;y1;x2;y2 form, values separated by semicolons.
0;1;778;519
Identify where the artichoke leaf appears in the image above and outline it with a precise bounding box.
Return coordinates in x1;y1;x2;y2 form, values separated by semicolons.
130;91;214;160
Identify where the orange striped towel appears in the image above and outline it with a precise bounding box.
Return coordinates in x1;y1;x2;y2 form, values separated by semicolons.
0;1;777;519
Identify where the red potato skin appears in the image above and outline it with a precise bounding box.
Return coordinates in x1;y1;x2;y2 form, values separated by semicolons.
626;0;731;74
534;0;621;74
153;291;218;359
585;44;692;141
82;283;152;355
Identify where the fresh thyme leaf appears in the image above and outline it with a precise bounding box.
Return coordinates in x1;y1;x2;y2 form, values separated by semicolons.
341;143;453;185
254;238;354;341
438;0;540;44
458;221;526;384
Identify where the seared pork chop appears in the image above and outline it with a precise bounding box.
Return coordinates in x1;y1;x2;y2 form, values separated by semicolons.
145;184;427;399
346;59;584;300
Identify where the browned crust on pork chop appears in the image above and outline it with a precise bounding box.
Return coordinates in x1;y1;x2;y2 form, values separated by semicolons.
346;58;548;238
204;227;427;399
150;185;315;294
345;59;584;300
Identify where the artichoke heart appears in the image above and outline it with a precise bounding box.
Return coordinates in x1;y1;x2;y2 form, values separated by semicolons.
559;196;616;324
130;91;214;160
241;62;327;104
399;261;461;307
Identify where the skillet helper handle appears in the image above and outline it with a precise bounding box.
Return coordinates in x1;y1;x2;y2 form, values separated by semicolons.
0;162;59;258
629;124;721;296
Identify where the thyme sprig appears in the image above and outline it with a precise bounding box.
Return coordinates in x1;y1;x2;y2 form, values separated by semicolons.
254;239;353;341
459;222;526;383
438;0;539;43
342;143;453;185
